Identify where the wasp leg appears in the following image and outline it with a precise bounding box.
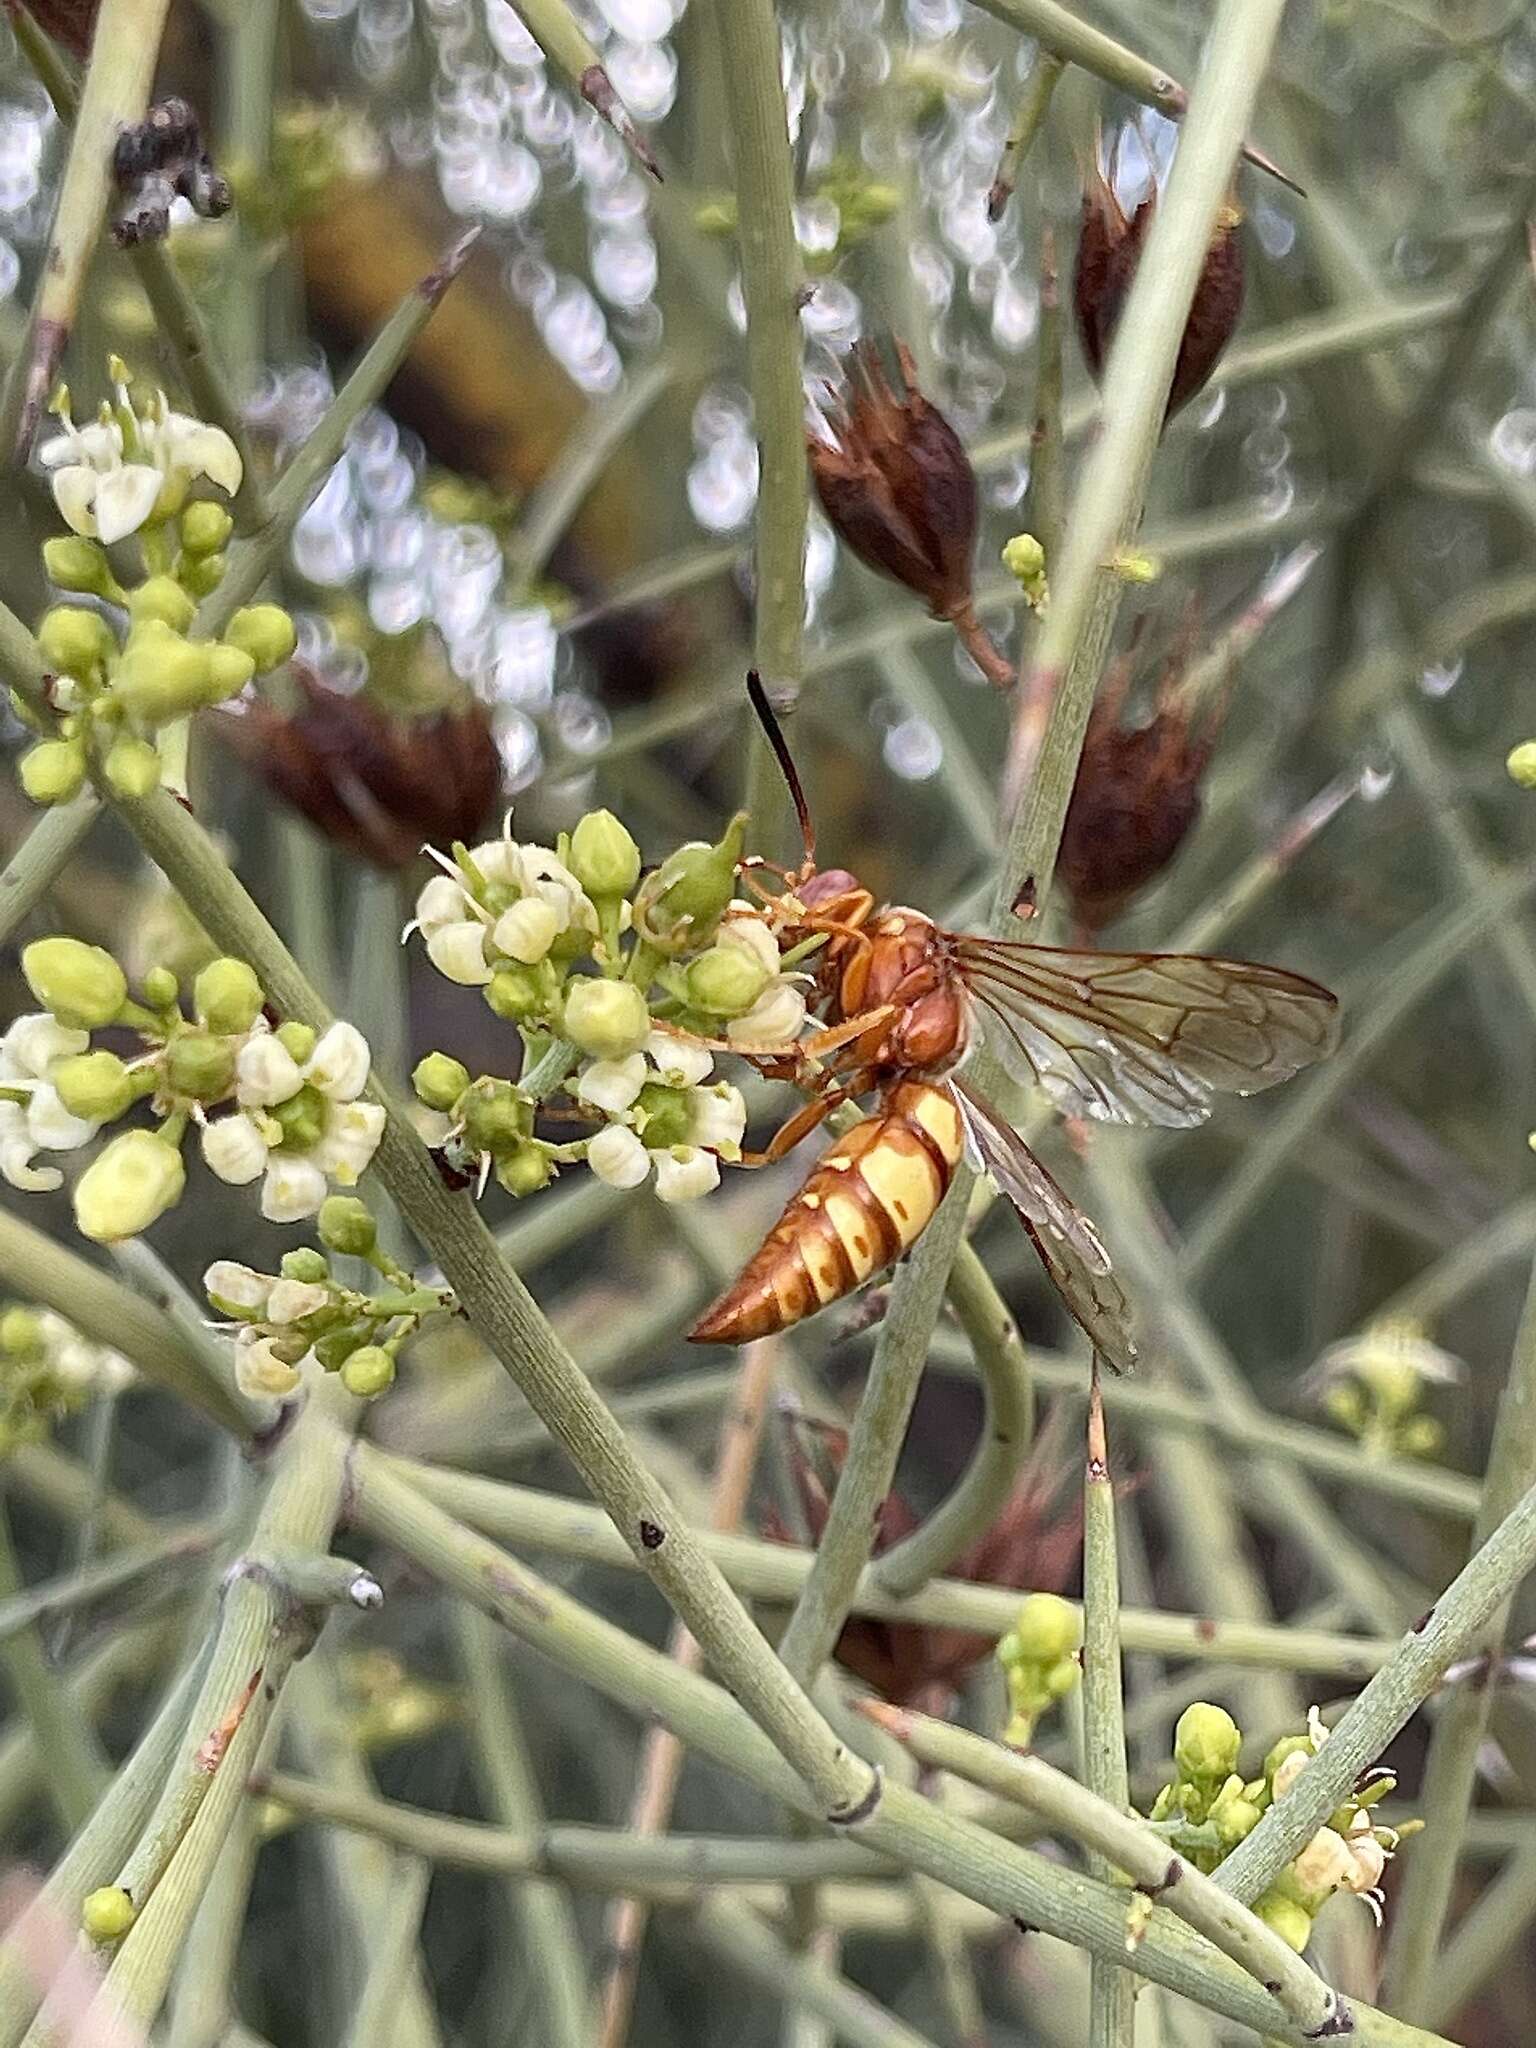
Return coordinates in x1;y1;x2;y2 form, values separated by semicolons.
737;1090;848;1169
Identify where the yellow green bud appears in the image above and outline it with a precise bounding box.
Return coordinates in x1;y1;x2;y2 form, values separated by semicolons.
270;1084;326;1151
635;1083;692;1150
1213;1793;1263;1846
205;643;256;702
276;1022;317;1063
1253;1892;1312;1954
461;1082;530;1153
686;944;771;1017
141;967;179;1010
496;1143;554;1197
74;1129;186;1241
562;977;650;1059
180;552;226;598
1007;1592;1082;1664
1110;548;1162;584
484;966;544;1021
180;501;233;557
1508;742;1536;789
37;605;116;681
1174;1702;1241;1783
82;1886;137;1942
1264;1734;1314;1781
163;1031;236;1100
51;1050;134;1122
1399;1415;1444;1457
341;1345;396;1397
127;576;196;633
223;605;298;675
43;536;116;597
280;1247;330;1284
1002;532;1048;611
569;809;641;896
194;957;264;1035
643;812;747;940
19;738;87;805
103;737;163;799
22;935;128;1028
113;620;212;725
0;1308;45;1353
318;1195;377;1256
412;1052;470;1112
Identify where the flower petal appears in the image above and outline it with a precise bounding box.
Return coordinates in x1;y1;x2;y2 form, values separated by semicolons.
575;1054;647;1115
587;1122;651;1189
201;1113;269;1185
260;1155;329;1223
51;466;100;538
305;1021;372;1101
92;463;164;545
652;1144;721;1204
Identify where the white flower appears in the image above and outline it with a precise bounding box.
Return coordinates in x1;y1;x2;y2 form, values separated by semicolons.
576;1054;648;1115
469;836;522;889
516;846;598;936
309;1100;385;1184
1342;1814;1387;1894
653;1145;720;1204
1271;1749;1309;1801
727;979;808;1048
148;407;242;497
201;1113;269;1185
0;1102;62;1192
24;1083;98;1153
643;1029;713;1088
265;1279;329;1325
234;1331;303;1399
260;1155;329;1223
587;1122;651;1188
426;921;493;986
2;1014;89;1077
1293;1828;1354;1897
0;1016;102;1183
408;873;466;940
39;378;241;544
204;1260;273;1315
236;1031;304;1108
718;908;781;977
306;1022;371;1100
493;897;561;964
690;1083;747;1160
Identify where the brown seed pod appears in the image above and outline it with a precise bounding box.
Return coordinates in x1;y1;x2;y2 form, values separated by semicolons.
1074;141;1245;424
809;340;1013;688
213;669;503;871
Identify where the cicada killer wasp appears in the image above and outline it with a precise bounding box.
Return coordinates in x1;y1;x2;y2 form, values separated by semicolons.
687;676;1340;1371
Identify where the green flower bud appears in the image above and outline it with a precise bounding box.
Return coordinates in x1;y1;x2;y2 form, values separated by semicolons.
1213;1793;1263;1847
1002;532;1047;583
643;812;748;941
1253;1892;1312;1955
23;936;128;1028
223;605;298;675
1007;1593;1082;1665
270;1084;326;1151
19;738;87;805
205;643;256;703
74;1130;186;1242
1175;1703;1242;1784
1043;1656;1079;1701
179;552;226;598
569;809;641;897
194;958;264;1036
685;943;771;1018
180;501;234;557
1399;1414;1443;1457
341;1344;396;1397
484;966;545;1021
127;576;196;633
318;1195;377;1256
102;737;163;799
37;605;115;682
0;1308;45;1354
313;1323;371;1372
635;1083;692;1150
51;1050;134;1122
1263;1735;1314;1784
280;1247;330;1284
496;1143;554;1197
113;621;212;725
562;977;650;1059
163;1031;236;1101
461;1082;530;1154
43;536;115;596
276;1022;317;1063
141;967;180;1010
82;1886;137;1942
412;1052;470;1112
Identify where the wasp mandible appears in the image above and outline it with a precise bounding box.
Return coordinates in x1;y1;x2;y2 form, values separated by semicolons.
687;676;1340;1371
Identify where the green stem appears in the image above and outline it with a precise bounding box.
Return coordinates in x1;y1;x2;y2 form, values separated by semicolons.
0;795;101;945
0;1524;213;1646
1081;1370;1135;2048
1420;1835;1536;2033
0;1493;109;1833
987;53;1065;221
340;1855;433;2048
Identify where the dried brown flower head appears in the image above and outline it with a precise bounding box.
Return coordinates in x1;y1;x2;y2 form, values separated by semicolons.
1074;141;1245;424
1058;613;1221;933
215;669;502;870
809;341;1013;689
766;1413;1082;1707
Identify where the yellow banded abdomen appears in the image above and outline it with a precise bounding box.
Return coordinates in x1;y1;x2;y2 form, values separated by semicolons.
688;1082;965;1346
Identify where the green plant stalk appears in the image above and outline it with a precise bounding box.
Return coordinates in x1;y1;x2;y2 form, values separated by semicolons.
857;1701;1344;2038
1081;1372;1135;2048
340;1854;433;2048
108;1232;263;1422
0;1495;109;1833
7;1443;159;1547
0;597;54;722
0;1525;213;1646
1213;1470;1536;1906
1378;1246;1536;2011
0;1207;259;1439
1418;1835;1536;2033
0;795;101;945
391;1457;1402;1677
163;1807;263;2048
988;53;1065;220
1166;771;1361;956
496;0;658;175
110;785;880;1828
349;1452;1448;2048
714;0;807;848
454;1605;588;2048
0;0;173;459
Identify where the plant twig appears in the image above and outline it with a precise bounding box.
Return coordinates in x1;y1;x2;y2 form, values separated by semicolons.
0;1526;214;1647
1081;1367;1135;2048
0;1494;110;1833
340;1855;433;2048
0;796;101;946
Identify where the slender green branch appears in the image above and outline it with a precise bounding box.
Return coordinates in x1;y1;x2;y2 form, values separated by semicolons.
495;0;659;175
1081;1371;1134;2048
987;54;1064;221
341;1855;433;2048
0;1494;109;1833
0;1524;213;1646
0;795;100;946
1420;1836;1536;2033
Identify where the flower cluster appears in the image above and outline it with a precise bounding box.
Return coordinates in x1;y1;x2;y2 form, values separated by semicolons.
0;1303;134;1455
996;1593;1082;1745
409;809;809;1207
1145;1703;1409;1953
206;1197;452;1400
1307;1314;1463;1461
3;940;383;1238
19;362;297;808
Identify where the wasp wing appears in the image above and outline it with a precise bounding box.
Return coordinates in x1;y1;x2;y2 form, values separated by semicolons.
955;939;1339;1129
949;1077;1138;1373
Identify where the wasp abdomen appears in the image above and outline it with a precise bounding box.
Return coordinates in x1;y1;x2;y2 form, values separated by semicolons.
688;1082;965;1346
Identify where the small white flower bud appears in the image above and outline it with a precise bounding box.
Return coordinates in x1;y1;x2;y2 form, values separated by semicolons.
2;1014;89;1079
652;1144;721;1204
587;1122;651;1188
492;897;562;964
726;980;808;1047
426;921;493;986
265;1279;331;1325
576;1054;648;1115
690;1084;747;1160
563;978;651;1059
25;1083;100;1152
412;874;465;937
310;1101;385;1182
235;1334;303;1399
260;1156;329;1223
643;1030;713;1088
204;1261;273;1316
305;1021;371;1101
236;1033;304;1107
1292;1828;1354;1897
201;1114;269;1185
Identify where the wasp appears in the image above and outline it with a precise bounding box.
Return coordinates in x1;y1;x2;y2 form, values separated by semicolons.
687;677;1340;1371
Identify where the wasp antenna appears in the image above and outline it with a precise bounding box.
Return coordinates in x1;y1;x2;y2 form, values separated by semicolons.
746;670;816;868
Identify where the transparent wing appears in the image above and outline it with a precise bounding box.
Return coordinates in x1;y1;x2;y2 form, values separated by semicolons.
955;938;1339;1129
950;1078;1138;1373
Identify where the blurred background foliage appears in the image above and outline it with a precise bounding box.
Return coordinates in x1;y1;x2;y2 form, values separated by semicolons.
3;0;1536;2041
